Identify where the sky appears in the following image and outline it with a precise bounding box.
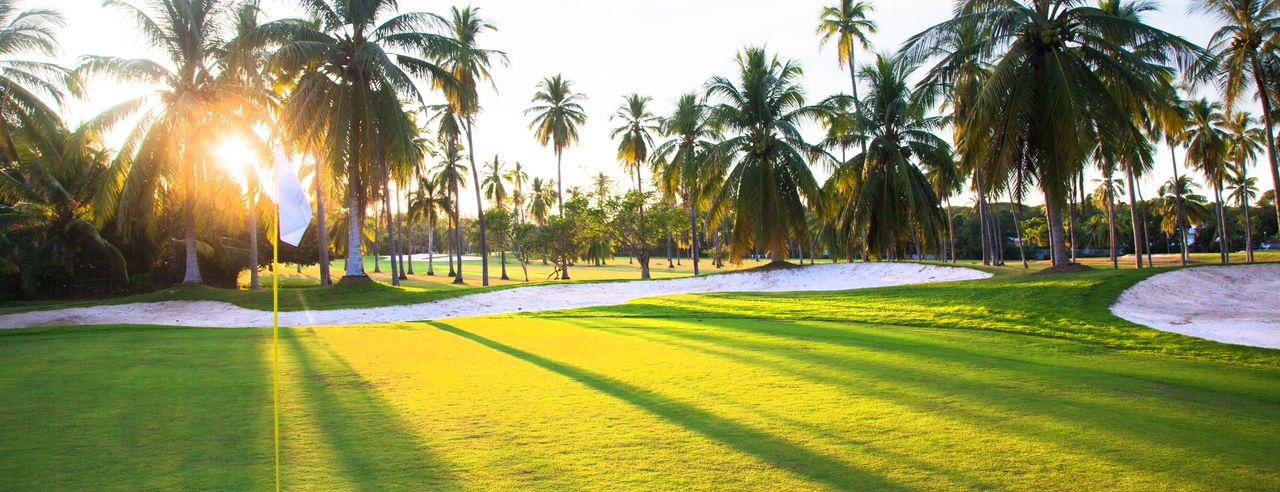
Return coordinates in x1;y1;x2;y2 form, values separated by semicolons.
29;0;1253;211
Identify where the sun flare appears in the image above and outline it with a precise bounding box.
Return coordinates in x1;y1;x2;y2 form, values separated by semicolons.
214;135;258;183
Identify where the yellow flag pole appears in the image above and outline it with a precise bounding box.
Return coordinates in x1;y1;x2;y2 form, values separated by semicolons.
273;199;281;492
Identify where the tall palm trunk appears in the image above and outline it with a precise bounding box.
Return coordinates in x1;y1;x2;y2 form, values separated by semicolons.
381;161;399;286
1136;183;1153;267
1106;186;1117;269
945;196;956;263
182;156;202;284
556;149;565;214
314;165;331;285
449;148;463;284
1213;182;1229;264
1068;176;1078;263
1241;188;1254;263
427;215;436;275
396;189;408;278
1125;166;1143;269
1169;143;1188;265
248;191;259;290
975;169;992;265
636;160;648;279
1251;60;1280;230
689;193;700;276
464;119;489;286
499;240;510;281
1046;198;1069;267
1011;197;1028;269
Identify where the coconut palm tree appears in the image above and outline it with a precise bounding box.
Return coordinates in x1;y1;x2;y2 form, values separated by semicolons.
79;0;266;285
526;74;587;215
905;0;1201;267
655;92;720;275
817;0;876;158
427;103;467;282
481;154;510;280
1157;176;1212;242
1193;0;1280;229
409;174;447;275
1092;175;1126;268
590;171;613;198
1150;92;1193;264
528;176;553;226
429;6;505;287
1183;98;1232;263
264;0;454;283
1225;112;1266;261
706;47;825;262
1228;164;1260;261
0;1;75;170
838;53;949;259
0;125;127;293
506;160;528;223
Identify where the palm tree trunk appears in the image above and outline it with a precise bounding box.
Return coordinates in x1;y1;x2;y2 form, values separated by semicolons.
1068;176;1078;263
556;149;565;214
1214;183;1229;264
1250;60;1280;232
449;150;464;284
666;233;673;268
464;119;489;286
499;239;510;280
945;196;956;263
1107;189;1117;270
248;191;259;290
381;161;400;286
1242;191;1254;263
396;189;408;278
1126;167;1143;269
182;155;202;284
690;196;700;276
314;165;331;286
975;170;992;266
1011;198;1028;269
372;200;382;273
1170;142;1188;265
428;215;436;275
1136;183;1153;267
1046;198;1069;267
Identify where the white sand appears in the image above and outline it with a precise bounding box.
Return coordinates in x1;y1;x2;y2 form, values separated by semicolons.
1111;264;1280;349
0;262;989;329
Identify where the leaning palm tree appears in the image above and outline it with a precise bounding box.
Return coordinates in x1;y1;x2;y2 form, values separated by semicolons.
80;0;260;285
817;0;876;158
1183;98;1232;263
1193;0;1280;229
655;92;721;275
266;0;455;283
904;0;1201;267
525;74;587;215
429;5;505;287
706;47;825;262
1225;112;1266;261
837;53;950;259
0;1;75;170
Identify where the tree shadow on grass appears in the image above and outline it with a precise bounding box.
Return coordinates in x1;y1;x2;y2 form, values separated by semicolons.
429;321;908;491
280;328;458;490
573;314;1280;486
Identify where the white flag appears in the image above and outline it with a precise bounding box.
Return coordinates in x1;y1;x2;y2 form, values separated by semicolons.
271;147;312;247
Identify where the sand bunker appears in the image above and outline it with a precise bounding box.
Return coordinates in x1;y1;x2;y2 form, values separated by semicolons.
1111;264;1280;349
0;262;988;329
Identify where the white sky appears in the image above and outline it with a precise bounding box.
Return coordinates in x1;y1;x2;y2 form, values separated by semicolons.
27;0;1254;210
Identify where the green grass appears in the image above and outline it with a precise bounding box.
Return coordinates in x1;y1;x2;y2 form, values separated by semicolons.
2;267;1278;489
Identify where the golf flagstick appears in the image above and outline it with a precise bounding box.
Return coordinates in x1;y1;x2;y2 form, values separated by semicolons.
267;145;313;492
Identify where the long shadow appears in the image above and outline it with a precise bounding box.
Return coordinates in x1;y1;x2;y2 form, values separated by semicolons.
576;317;1280;481
429;321;908;491
281;328;458;489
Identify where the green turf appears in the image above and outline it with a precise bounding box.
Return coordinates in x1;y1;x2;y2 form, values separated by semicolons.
1;268;1278;489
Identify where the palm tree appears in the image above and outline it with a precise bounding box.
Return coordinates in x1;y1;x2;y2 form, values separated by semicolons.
430;6;505;287
1193;0;1280;230
506;161;528;223
1225;112;1266;261
1157;176;1212;243
1228;164;1260;261
80;0;262;285
656;92;720;275
1183;98;1232;263
923;145;965;262
528;176;553;226
266;0;454;283
817;0;876;158
905;0;1200;267
409;174;447;275
481;154;510;280
0;1;75;170
525;74;587;214
1150;92;1193;264
0;126;127;293
1092;175;1126;268
590;171;613;198
838;53;949;259
706;47;825;262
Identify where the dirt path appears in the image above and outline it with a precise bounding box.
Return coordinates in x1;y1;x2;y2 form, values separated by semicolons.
0;263;989;329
